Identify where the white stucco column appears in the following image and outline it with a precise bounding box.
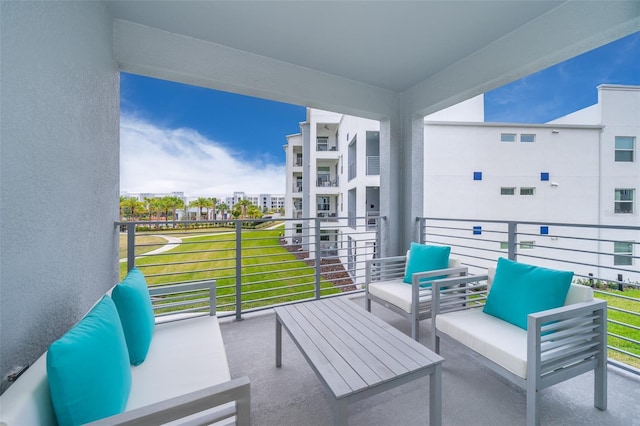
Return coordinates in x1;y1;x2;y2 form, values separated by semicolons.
379;111;424;257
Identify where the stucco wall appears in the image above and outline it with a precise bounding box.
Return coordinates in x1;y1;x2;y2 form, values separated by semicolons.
0;1;119;388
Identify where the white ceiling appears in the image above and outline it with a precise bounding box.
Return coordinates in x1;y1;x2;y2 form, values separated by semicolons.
107;1;640;117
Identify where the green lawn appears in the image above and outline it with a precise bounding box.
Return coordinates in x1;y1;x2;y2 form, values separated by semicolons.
594;288;640;368
118;235;169;259
120;228;340;311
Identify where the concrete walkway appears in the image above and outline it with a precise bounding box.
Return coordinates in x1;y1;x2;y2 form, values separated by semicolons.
118;235;182;263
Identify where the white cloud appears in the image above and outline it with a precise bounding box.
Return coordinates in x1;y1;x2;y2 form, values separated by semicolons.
120;115;285;197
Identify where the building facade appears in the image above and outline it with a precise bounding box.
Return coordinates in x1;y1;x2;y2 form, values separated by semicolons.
283;109;381;283
423;85;639;282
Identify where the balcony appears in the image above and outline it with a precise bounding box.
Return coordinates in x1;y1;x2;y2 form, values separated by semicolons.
316;177;338;187
118;217;638;424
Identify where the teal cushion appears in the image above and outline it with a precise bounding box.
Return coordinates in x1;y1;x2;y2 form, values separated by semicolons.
403;243;451;287
112;267;155;365
483;258;573;330
47;296;131;426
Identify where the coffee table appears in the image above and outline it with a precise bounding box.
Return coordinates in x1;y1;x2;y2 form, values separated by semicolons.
275;297;443;426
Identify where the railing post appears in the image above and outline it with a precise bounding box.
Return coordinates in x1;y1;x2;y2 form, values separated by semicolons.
127;222;136;272
235;220;242;321
508;222;517;261
315;219;322;299
375;218;382;259
418;217;426;244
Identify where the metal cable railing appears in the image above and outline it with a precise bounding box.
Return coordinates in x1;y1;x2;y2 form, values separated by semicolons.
117;217;381;321
419;216;640;373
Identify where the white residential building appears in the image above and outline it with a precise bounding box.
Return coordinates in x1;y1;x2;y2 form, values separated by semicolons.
283;109;381;282
424;84;640;282
224;192;285;212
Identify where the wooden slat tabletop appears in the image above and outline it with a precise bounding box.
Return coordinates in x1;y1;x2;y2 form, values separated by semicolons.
275;297;443;400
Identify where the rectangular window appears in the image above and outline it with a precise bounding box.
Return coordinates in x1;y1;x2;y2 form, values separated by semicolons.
614;188;634;214
501;133;516;142
615;136;635;162
614;241;633;266
520;134;536;143
500;187;515;195
500;242;509;250
520;187;535;196
519;241;535;249
316;137;328;151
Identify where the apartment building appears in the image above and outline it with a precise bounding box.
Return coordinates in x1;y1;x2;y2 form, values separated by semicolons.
423;84;639;282
224;192;285;212
283;109;380;276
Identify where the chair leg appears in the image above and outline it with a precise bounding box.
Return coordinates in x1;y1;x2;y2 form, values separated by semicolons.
411;315;419;341
365;296;371;312
594;356;607;410
526;379;540;426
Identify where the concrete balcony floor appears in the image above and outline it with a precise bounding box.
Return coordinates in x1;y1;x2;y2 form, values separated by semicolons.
219;295;640;426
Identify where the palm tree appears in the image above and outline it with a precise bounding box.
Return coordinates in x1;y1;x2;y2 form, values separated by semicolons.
189;197;211;221
162;196;184;228
236;199;253;219
120;197;144;221
246;205;262;219
209;197;218;220
218;202;229;220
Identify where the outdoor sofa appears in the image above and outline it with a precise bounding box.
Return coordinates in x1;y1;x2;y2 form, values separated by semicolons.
0;269;250;425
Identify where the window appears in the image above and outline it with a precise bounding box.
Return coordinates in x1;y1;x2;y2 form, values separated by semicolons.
317;196;330;211
614;241;633;266
316;137;328;151
519;241;535;249
520;187;535;196
501;133;516;142
520;134;536;143
500;242;509;250
500;187;515;195
295;224;302;234
615;136;635;162
614;189;634;214
317;166;330;186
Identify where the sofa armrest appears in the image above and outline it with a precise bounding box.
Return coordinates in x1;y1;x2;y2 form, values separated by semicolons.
527;300;607;385
149;279;217;319
87;376;251;426
365;256;407;291
430;274;489;315
410;267;468;311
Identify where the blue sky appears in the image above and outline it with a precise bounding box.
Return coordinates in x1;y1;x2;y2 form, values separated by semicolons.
120;31;639;197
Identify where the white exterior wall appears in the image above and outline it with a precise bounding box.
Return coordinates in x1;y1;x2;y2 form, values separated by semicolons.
423;85;640;283
0;2;119;384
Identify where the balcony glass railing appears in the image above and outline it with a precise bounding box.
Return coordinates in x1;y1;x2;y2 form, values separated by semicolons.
316;177;338;187
418;216;640;373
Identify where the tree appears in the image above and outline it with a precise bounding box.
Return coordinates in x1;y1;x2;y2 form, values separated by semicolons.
120;197;144;221
163;196;184;222
189;197;212;221
236;199;253;219
209;197;218;220
218;202;229;220
247;205;263;219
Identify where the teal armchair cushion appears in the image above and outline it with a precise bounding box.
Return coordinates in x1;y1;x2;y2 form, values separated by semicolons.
112;267;155;365
403;243;451;287
483;257;573;330
47;296;131;426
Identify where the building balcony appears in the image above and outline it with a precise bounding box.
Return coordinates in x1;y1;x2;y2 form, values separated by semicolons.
115;216;637;424
316;177;338;187
366;155;380;175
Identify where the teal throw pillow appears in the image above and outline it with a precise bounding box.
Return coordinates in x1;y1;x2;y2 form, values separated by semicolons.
403;243;451;287
47;296;131;426
112;267;155;365
483;258;573;330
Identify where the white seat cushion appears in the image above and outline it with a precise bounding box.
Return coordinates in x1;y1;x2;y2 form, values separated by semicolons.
436;309;528;378
368;279;432;313
127;315;231;411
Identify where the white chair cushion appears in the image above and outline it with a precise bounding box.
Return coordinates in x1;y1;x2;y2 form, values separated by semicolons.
436;309;528;378
368;279;432;314
126;315;231;411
